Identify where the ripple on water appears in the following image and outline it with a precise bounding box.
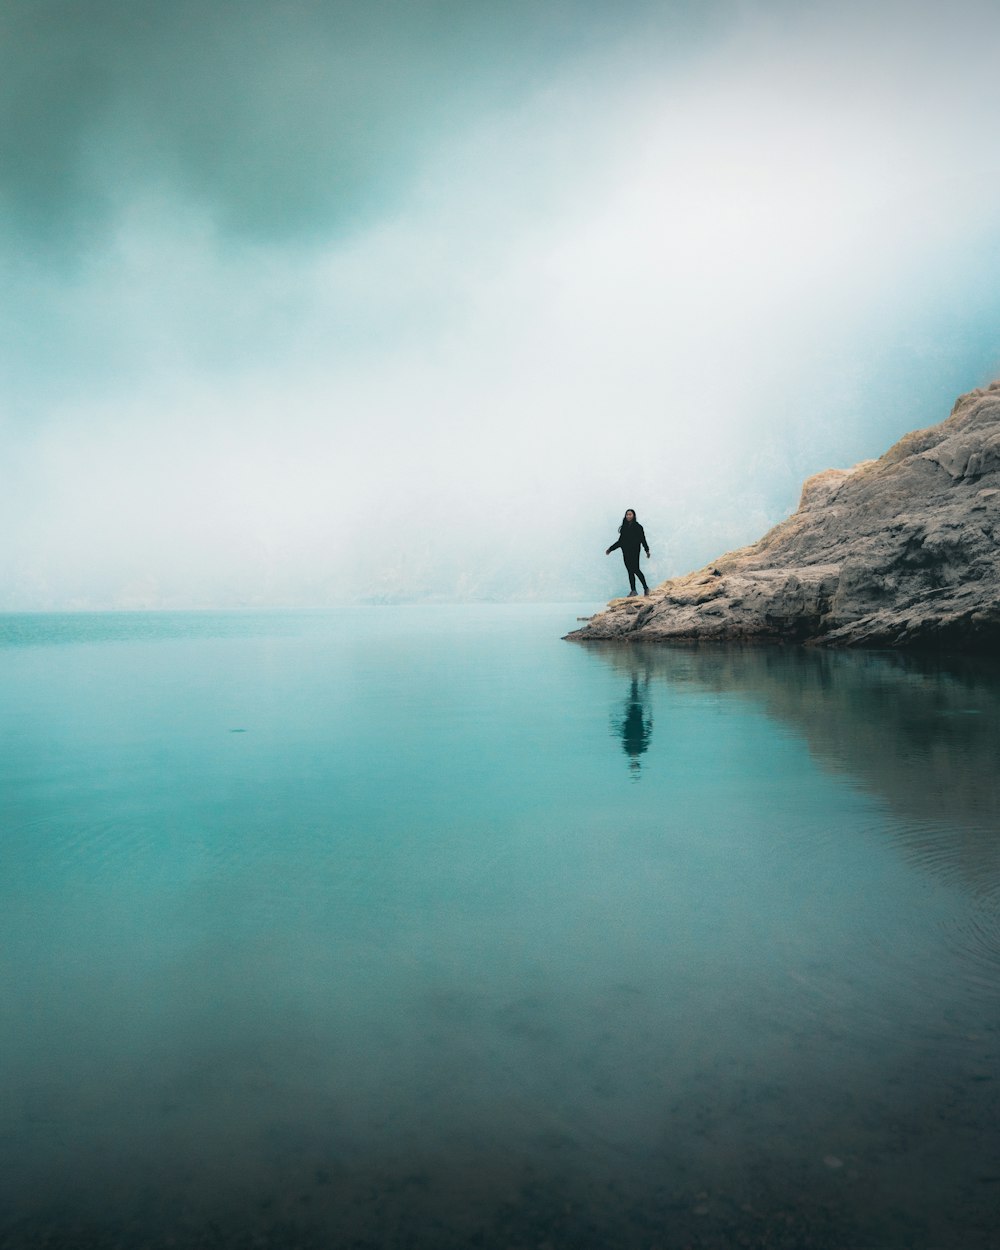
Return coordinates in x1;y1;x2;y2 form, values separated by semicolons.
890;814;997;887
6;811;156;882
882;812;1000;999
946;886;1000;998
756;812;1000;1054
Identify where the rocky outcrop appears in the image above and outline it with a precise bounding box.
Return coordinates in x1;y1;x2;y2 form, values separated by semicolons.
568;382;1000;650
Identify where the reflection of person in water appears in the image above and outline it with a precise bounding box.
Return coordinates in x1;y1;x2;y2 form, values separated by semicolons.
605;509;651;596
618;672;652;776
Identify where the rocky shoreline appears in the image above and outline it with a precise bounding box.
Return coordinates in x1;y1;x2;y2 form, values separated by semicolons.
567;382;1000;651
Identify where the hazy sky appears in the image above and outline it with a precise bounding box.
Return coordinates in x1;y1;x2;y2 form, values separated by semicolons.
3;0;1000;608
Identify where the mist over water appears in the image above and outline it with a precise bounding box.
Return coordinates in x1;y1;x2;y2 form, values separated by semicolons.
1;607;998;1248
4;2;1000;608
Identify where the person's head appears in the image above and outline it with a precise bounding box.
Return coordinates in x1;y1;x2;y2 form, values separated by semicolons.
620;509;638;530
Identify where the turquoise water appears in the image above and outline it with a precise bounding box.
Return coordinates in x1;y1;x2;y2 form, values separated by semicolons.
1;606;998;1249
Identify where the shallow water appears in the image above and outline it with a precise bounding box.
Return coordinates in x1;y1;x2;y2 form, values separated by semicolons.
1;606;998;1249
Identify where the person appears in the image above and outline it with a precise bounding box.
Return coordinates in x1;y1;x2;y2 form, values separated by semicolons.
605;509;651;596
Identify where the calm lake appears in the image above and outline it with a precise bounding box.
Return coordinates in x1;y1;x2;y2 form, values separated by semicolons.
1;606;998;1249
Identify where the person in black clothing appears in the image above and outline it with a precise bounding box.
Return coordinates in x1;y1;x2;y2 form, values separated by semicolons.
605;509;651;596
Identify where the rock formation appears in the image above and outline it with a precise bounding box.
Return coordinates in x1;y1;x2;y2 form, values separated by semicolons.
567;381;1000;650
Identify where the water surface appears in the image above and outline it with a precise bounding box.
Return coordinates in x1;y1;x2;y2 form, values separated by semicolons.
1;607;998;1248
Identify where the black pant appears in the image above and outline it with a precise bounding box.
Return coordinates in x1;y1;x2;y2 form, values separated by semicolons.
623;554;648;593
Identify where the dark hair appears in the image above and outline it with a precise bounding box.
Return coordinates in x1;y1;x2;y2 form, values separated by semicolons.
619;509;638;533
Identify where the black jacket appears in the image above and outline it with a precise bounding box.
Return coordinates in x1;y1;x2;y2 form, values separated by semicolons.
607;522;649;558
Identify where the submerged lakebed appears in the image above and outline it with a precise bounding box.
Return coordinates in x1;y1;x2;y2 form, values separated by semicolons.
1;605;998;1249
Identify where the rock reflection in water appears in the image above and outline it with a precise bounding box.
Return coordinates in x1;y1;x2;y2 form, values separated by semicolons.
592;641;1000;897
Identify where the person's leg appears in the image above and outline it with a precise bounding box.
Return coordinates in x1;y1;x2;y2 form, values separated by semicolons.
637;566;649;593
624;557;638;594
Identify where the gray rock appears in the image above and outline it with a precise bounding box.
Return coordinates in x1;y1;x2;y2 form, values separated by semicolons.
568;382;1000;650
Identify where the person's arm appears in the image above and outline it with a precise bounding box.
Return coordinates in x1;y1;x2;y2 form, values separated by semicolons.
605;539;621;555
640;526;650;557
